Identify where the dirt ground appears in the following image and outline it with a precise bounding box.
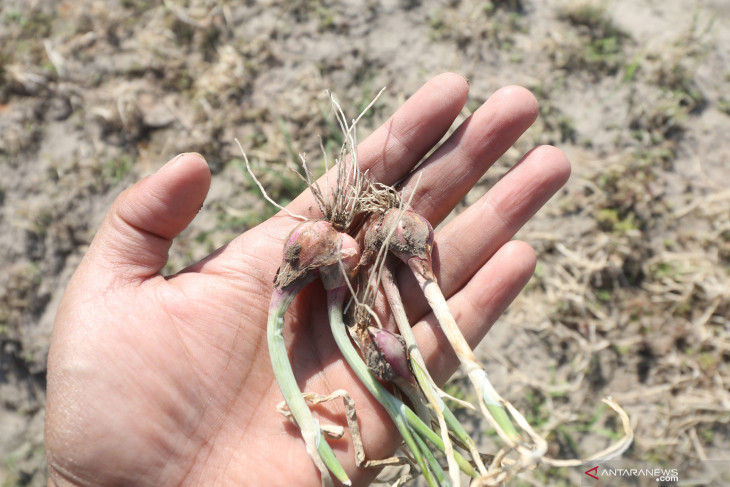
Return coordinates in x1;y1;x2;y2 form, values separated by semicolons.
1;0;729;485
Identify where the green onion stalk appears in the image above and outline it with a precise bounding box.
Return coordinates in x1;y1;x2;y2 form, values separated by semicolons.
267;220;355;487
321;241;479;486
377;208;532;451
381;259;489;481
364;210;489;483
327;286;482;486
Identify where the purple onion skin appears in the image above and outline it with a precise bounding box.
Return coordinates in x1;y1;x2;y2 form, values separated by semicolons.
367;326;414;383
364;208;436;281
275;219;359;290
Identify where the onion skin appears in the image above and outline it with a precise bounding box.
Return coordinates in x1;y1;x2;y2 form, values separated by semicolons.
363;208;436;281
275;219;359;290
367;326;413;383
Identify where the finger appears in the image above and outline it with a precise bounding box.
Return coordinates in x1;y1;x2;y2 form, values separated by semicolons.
402;85;539;225
413;240;537;385
399;144;570;320
86;153;211;282
284;72;470;218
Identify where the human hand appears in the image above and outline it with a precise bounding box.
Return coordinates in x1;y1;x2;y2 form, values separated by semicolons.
45;73;570;486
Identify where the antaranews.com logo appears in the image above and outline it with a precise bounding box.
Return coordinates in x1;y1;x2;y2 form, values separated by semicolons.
584;465;679;484
581;460;729;486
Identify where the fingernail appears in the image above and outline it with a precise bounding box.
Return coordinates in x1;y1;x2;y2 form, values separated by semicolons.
157;152;204;173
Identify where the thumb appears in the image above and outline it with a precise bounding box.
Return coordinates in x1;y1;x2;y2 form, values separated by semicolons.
86;153;211;282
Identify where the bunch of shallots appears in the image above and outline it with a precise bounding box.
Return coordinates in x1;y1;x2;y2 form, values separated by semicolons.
243;91;631;487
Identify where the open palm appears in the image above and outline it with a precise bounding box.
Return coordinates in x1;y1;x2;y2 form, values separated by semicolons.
45;73;570;487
